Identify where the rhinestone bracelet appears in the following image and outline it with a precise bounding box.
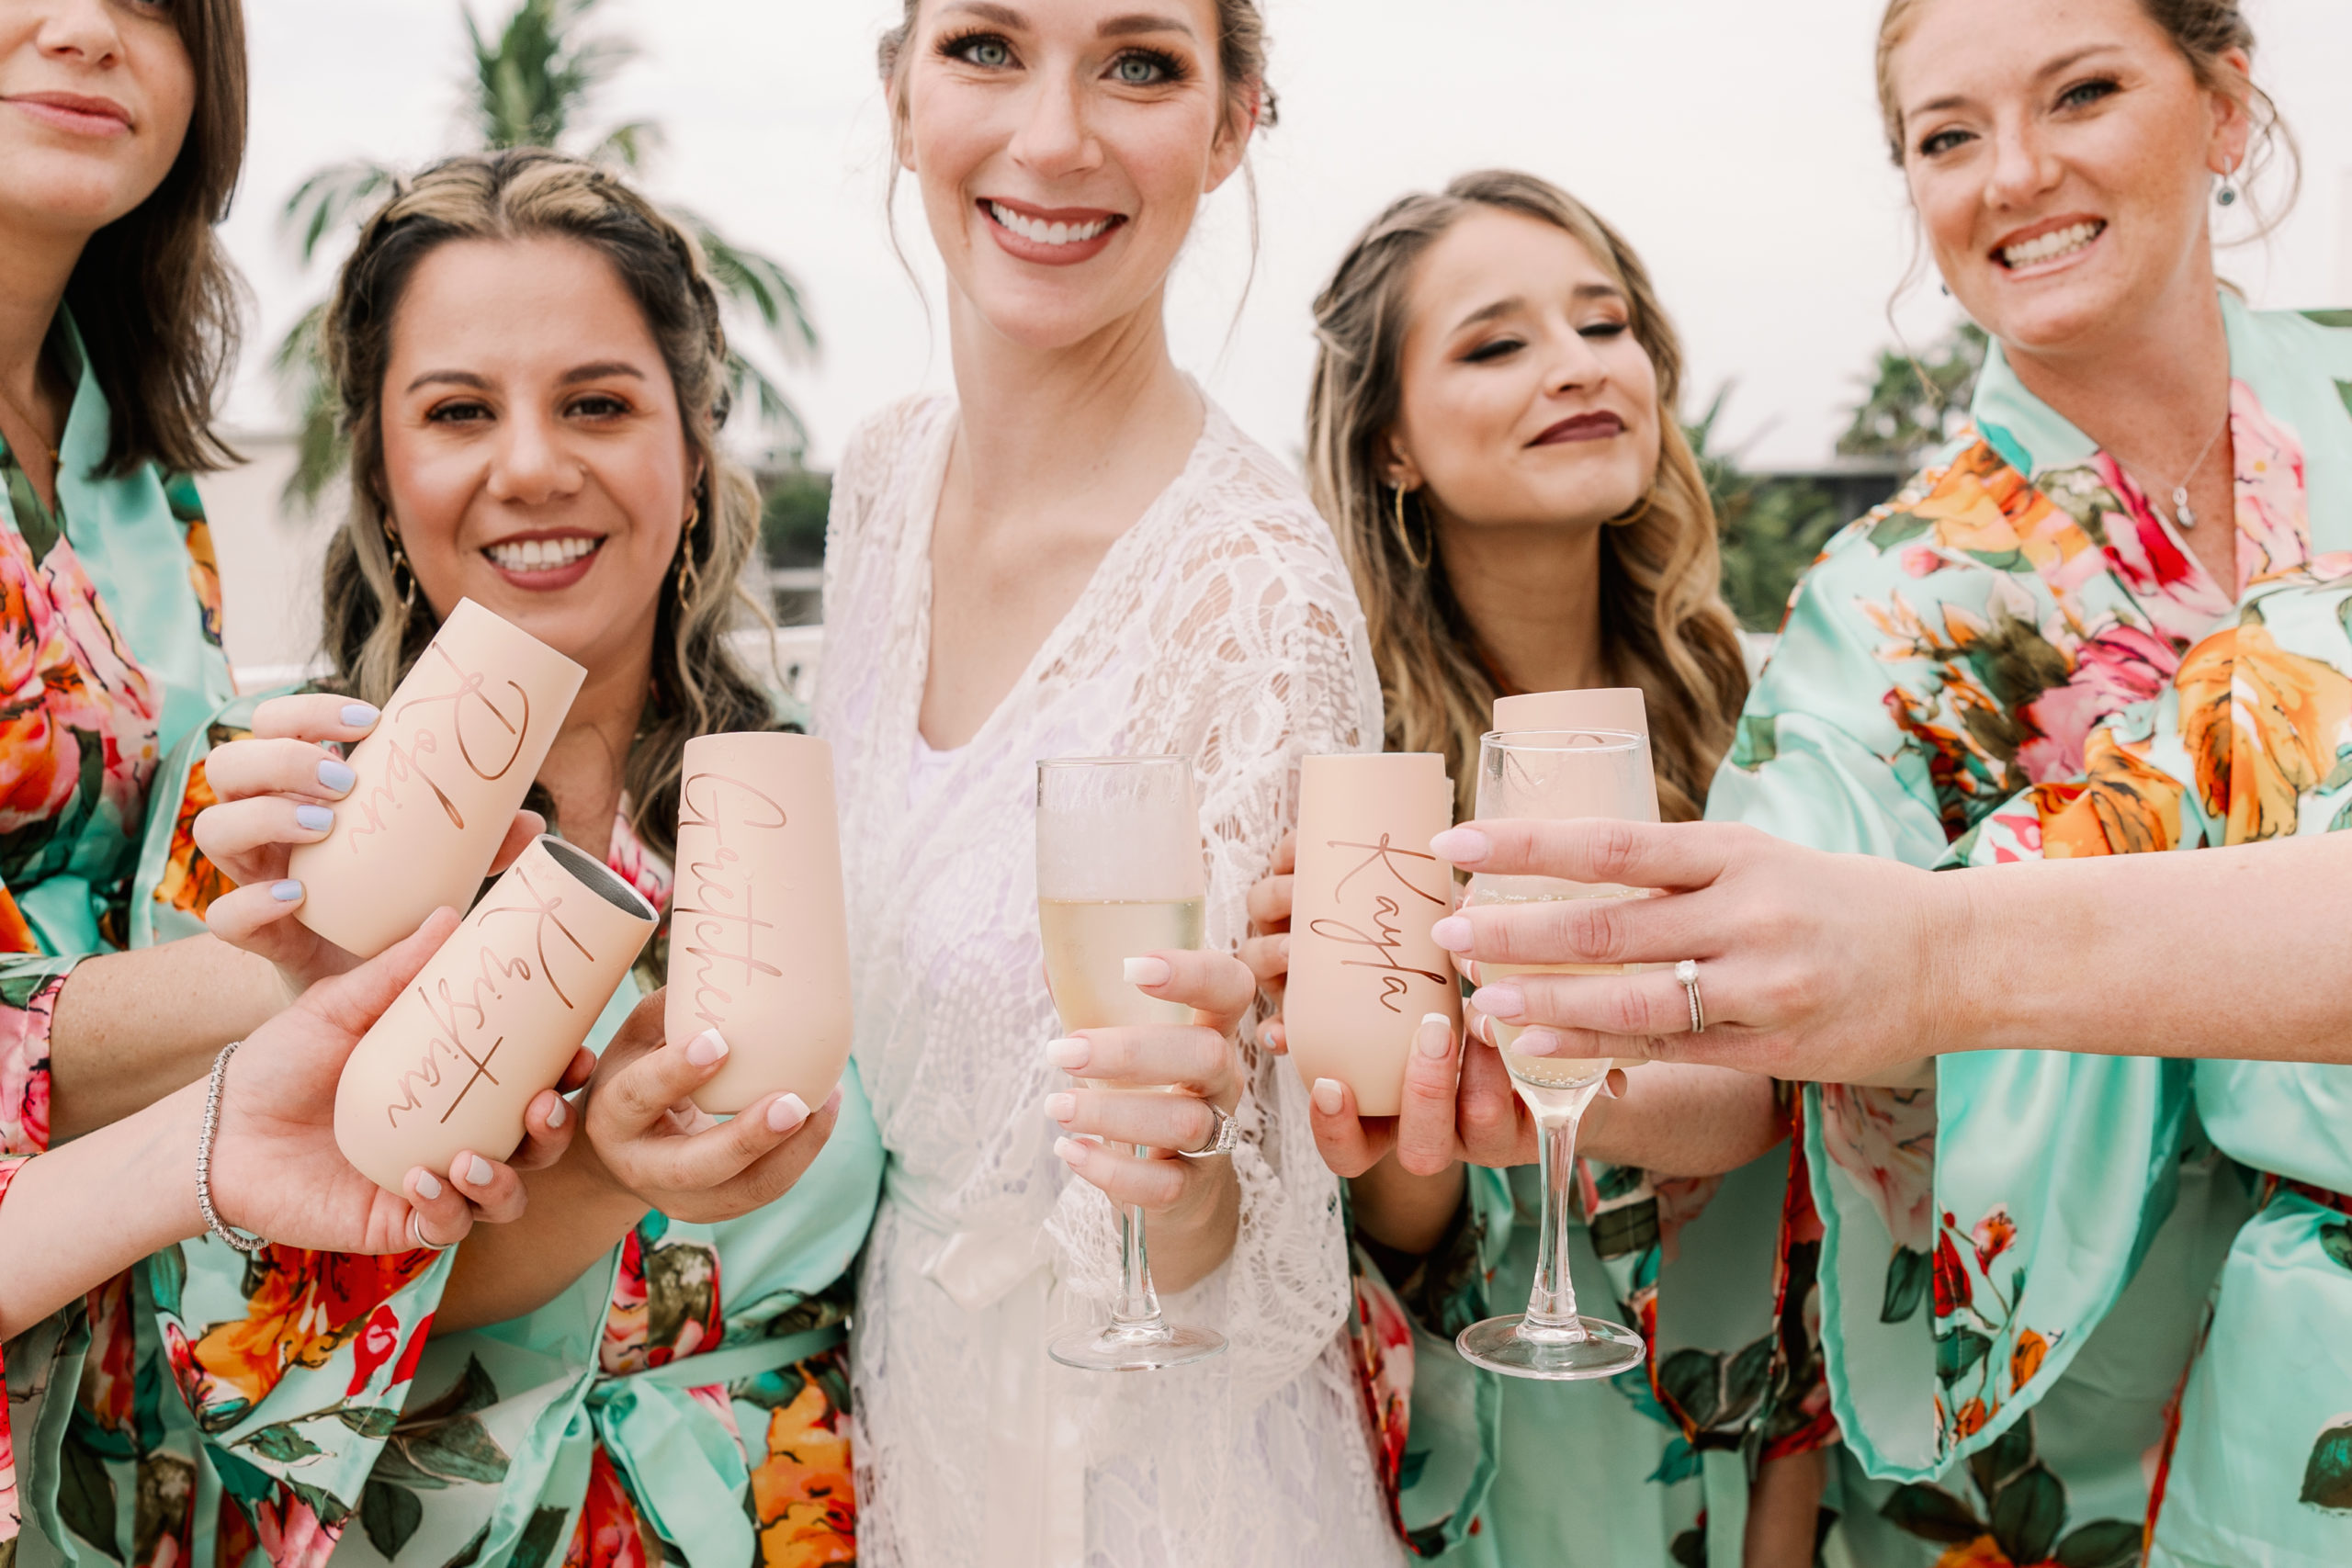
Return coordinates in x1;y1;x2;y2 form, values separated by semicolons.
197;1040;269;1255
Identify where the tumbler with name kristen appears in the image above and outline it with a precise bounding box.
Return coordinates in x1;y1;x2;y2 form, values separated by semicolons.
334;835;656;1193
290;598;587;958
665;732;854;1115
1283;752;1461;1116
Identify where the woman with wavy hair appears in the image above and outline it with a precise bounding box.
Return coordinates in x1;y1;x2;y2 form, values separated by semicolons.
1242;170;1826;1565
128;149;876;1568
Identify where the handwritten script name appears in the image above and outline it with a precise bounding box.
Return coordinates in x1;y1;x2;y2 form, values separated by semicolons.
383;862;594;1128
347;642;534;851
674;770;787;1032
1307;834;1449;1014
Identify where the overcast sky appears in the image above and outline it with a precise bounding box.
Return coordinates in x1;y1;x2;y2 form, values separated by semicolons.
219;0;2352;472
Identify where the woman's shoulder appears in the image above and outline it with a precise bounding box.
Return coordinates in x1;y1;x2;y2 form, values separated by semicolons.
1167;400;1355;598
834;392;956;490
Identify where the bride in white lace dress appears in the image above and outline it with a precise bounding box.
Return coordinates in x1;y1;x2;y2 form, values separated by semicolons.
818;3;1400;1565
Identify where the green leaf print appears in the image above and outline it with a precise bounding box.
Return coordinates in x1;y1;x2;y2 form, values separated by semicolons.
1878;1482;1983;1543
438;1525;492;1568
236;1423;325;1463
2320;1223;2352;1273
57;1434;120;1554
514;1505;573;1568
1658;1349;1723;1429
1989;1463;2064;1564
360;1478;424;1559
1868;511;1933;552
2335;379;2352;421
1730;713;1778;770
2299;1419;2352;1508
1647;1435;1703;1486
396;1417;509;1485
1966;1420;2034;1500
2052;1518;2146;1567
406;1355;500;1422
2322;746;2352;795
2299;310;2352;329
1936;1326;1993;1385
335;1404;402;1438
1883;1246;1931;1323
2333;795;2352;833
142;1246;186;1316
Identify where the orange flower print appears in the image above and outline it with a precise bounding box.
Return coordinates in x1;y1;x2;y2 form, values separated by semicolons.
2010;1328;2050;1391
176;1247;439;1420
1930;1536;2013;1567
565;1447;658;1568
1933;1230;1973;1316
2178;617;2352;843
750;1378;856;1568
1952;1397;1992;1439
153;754;232;919
0;891;33;954
2033;727;2188;858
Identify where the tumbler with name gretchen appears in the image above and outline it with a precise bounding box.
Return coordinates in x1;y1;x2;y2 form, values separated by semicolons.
290;597;586;957
1283;752;1460;1116
665;732;854;1115
334;835;656;1193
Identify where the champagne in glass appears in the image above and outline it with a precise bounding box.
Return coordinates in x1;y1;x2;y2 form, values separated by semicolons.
1036;756;1226;1372
1456;728;1652;1381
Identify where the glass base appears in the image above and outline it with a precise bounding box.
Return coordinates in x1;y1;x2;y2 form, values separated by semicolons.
1455;1313;1645;1382
1048;1321;1227;1373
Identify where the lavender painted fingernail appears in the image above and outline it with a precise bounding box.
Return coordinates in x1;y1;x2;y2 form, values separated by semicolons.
270;880;303;902
317;758;356;795
466;1156;493;1186
413;1171;444;1200
295;804;334;832
341;702;380;728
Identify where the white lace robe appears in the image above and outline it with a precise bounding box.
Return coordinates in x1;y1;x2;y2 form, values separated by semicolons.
818;392;1401;1568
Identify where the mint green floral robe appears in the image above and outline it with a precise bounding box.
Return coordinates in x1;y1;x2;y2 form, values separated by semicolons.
1709;298;2352;1566
0;313;232;1568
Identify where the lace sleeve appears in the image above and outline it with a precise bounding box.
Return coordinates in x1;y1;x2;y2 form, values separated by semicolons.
1043;479;1384;1393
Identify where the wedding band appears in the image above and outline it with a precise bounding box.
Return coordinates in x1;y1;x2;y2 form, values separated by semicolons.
1179;1101;1239;1159
410;1211;436;1251
1675;960;1706;1034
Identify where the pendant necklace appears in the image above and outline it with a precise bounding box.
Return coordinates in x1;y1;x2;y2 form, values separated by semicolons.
0;374;61;468
2128;406;2230;534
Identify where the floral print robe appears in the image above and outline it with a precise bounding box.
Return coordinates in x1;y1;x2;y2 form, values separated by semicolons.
0;315;232;1568
1709;297;2352;1567
27;703;884;1568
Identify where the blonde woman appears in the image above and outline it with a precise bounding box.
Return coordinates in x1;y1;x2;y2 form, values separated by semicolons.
824;1;1393;1562
1241;172;1826;1565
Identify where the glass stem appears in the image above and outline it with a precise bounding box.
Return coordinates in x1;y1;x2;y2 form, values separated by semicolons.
1111;1144;1168;1335
1524;1095;1595;1337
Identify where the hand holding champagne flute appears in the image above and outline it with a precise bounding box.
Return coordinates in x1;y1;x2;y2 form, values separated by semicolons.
1036;756;1243;1371
1452;728;1654;1380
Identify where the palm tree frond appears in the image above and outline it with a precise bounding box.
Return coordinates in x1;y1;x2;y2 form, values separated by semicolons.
280;162;399;265
676;209;819;360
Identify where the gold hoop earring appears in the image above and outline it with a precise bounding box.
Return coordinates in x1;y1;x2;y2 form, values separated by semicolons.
1391;484;1431;572
675;499;703;613
381;518;420;613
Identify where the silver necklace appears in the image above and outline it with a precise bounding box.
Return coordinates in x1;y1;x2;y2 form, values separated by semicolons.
2125;407;2230;534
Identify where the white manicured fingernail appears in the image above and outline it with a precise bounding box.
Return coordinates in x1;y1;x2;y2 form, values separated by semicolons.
1430;827;1489;864
1123;955;1172;987
1417;1014;1453;1059
767;1093;809;1133
1310;1077;1344;1115
1046;1036;1089;1070
1054;1135;1086;1168
1044;1091;1076;1122
466;1156;493;1186
413;1171;444;1200
1470;985;1524;1021
684;1029;728;1067
545;1097;566;1128
1430;914;1471;952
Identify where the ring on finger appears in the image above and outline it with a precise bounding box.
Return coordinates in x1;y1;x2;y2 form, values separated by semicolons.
410;1211;442;1251
1178;1100;1239;1159
1675;959;1707;1034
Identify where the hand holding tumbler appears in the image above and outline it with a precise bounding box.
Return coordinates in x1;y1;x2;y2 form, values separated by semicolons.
665;732;854;1115
334;835;656;1193
1283;753;1459;1116
290;599;586;957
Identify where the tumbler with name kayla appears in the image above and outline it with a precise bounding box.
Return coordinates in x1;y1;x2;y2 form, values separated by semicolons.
290;598;586;957
334;835;656;1192
665;732;854;1114
1283;752;1460;1116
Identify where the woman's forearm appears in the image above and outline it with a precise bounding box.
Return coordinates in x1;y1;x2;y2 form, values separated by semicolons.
0;1084;205;1337
1577;1064;1784;1177
48;936;288;1139
1144;1161;1239;1295
437;1140;647;1331
1951;834;2352;1062
1349;1156;1466;1256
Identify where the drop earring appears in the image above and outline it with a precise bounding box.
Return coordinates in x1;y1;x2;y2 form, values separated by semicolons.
2216;158;2240;208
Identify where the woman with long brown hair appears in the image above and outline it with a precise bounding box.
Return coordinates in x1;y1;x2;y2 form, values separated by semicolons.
1242;170;1824;1564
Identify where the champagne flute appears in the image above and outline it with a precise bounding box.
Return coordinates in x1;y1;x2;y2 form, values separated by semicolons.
1036;755;1227;1372
1455;728;1654;1381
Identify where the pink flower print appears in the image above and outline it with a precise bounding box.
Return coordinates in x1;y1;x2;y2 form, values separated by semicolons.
1900;544;1948;579
1971;1204;2018;1271
253;1487;341;1568
1818;1083;1939;1254
345;1303;401;1397
0;973;61;1156
2014;621;2177;784
2229;378;2311;590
